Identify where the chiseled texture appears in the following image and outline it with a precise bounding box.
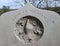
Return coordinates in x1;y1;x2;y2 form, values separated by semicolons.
0;3;60;46
15;16;44;44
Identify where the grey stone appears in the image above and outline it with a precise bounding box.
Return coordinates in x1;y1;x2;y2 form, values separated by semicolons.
0;3;60;46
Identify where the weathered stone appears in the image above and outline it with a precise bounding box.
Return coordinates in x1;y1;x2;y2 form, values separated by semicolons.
0;3;60;46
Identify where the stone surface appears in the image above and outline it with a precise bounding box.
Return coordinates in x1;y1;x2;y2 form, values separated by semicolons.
15;16;44;44
0;3;60;46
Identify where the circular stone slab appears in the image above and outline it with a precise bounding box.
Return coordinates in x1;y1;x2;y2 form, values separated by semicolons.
15;16;44;44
